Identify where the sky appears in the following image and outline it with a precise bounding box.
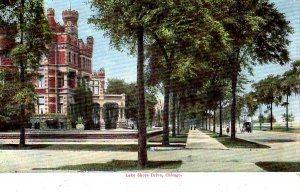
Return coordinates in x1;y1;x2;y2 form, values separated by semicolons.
44;0;300;123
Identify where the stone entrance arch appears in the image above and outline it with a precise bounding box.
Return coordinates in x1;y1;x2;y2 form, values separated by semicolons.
103;102;119;129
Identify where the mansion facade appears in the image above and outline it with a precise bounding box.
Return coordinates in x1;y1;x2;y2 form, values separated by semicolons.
0;8;126;129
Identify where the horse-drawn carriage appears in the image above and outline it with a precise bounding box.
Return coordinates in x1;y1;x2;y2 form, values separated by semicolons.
241;122;252;133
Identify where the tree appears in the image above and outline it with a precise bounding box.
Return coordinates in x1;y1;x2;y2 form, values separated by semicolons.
145;0;231;144
0;70;36;130
217;0;292;139
106;79;158;128
280;60;300;130
89;0;161;168
253;75;282;130
0;0;52;146
69;85;94;129
258;114;266;123
106;78;128;94
242;91;259;120
281;113;294;126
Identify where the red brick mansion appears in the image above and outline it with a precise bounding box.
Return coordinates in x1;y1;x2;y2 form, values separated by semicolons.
0;8;127;129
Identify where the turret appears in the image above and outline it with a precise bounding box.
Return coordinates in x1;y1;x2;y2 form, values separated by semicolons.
62;9;79;37
87;36;94;46
47;8;56;29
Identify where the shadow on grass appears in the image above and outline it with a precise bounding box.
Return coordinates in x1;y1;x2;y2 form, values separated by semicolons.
0;144;185;151
202;130;270;149
255;139;295;143
256;161;300;172
148;134;188;144
32;160;182;172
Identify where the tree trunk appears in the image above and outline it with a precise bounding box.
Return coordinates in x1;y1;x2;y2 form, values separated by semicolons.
208;111;211;131
19;0;26;147
176;97;180;135
230;74;237;140
205;109;208;130
162;80;170;146
219;99;223;136
171;92;176;137
213;109;216;133
180;116;183;131
137;26;147;169
180;111;185;132
286;95;289;131
270;103;273;131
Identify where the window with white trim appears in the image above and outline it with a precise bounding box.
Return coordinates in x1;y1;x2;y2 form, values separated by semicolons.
94;86;99;95
38;75;45;88
59;96;64;114
38;96;45;114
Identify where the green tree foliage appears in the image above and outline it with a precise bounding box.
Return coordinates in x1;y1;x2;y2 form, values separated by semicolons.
0;70;36;130
89;0;153;168
103;102;119;129
280;60;300;130
0;0;52;146
145;0;231;144
106;78;128;94
253;75;282;130
106;79;158;127
88;0;293;164
258;114;266;123
69;86;94;130
281;113;294;123
242;92;258;118
215;0;293;139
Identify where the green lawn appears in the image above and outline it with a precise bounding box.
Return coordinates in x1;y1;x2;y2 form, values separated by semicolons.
254;124;300;133
256;161;300;172
32;160;182;171
270;126;300;133
0;142;186;151
148;134;188;144
202;130;270;149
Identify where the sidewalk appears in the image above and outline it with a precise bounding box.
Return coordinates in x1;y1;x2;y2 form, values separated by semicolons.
185;130;227;150
177;129;265;171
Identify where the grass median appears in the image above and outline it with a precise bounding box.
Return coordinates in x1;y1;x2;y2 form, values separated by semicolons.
255;161;300;172
202;130;270;149
0;144;141;151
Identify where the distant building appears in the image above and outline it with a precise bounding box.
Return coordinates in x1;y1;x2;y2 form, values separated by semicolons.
0;8;126;129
